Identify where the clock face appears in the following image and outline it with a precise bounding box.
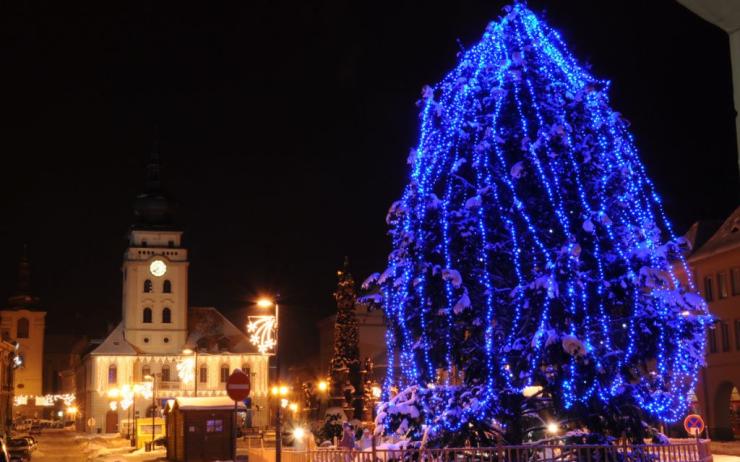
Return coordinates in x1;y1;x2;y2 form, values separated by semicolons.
149;259;167;277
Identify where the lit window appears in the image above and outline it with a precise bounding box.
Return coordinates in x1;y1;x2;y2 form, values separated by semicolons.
143;365;151;377
144;279;153;293
143;308;152;324
162;365;170;382
199;366;208;383
162;308;171;324
718;272;729;299
206;419;223;433
220;365;229;383
163;280;172;293
108;365;117;384
16;318;29;339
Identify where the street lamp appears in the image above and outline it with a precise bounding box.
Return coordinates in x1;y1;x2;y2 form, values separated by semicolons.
144;374;157;451
256;296;281;462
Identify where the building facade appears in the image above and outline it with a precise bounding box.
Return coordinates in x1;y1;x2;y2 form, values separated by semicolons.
1;253;46;399
77;151;270;433
683;207;740;439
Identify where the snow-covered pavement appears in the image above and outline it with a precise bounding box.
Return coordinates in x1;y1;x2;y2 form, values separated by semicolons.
30;429;165;462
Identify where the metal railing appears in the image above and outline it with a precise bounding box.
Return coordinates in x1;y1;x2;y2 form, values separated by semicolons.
246;440;712;462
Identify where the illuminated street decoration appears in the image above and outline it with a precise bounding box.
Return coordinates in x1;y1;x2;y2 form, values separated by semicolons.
247;316;277;354
367;1;711;444
14;393;76;407
177;357;195;384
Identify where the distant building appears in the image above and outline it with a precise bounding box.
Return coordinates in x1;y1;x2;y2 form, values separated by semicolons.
1;252;46;399
77;149;270;434
43;334;88;395
682;207;740;439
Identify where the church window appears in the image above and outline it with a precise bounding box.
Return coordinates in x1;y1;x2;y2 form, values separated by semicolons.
144;279;153;293
199;365;208;383
16;318;29;339
220;365;229;383
163;280;172;293
162;307;171;323
108;365;117;384
162;365;171;382
143;308;152;323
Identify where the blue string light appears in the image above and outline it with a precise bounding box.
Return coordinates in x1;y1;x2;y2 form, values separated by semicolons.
376;2;710;433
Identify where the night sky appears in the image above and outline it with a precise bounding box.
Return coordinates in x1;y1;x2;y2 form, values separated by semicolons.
1;1;737;368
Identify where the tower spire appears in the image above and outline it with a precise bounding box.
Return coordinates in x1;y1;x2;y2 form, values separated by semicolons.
7;246;40;309
145;127;161;193
132;128;176;228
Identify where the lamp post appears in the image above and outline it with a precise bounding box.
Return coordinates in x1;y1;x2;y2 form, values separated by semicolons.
144;374;157;451
257;297;280;462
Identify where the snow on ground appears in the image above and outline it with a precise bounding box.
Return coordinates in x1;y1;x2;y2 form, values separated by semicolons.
713;440;740;457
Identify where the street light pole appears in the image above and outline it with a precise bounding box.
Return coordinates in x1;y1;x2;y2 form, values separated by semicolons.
274;300;281;462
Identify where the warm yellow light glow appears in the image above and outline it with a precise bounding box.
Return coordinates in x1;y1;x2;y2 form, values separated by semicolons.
182;348;194;355
522;385;543;398
67;406;78;415
271;386;279;396
293;427;305;441
167;399;176;410
120;398;132;411
257;298;274;308
144;375;154;382
279;385;289;396
288;402;298;412
57;411;63;417
371;386;382;399
280;398;289;408
317;381;328;392
177;357;195;384
149;259;167;277
546;422;559;434
427;383;436;389
681;310;690;316
107;388;120;399
109;401;118;411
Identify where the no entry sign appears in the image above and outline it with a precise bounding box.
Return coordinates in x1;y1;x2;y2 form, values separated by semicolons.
683;414;705;436
226;369;251;401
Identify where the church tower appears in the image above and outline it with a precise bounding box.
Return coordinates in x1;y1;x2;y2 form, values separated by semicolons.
1;248;46;396
121;144;189;354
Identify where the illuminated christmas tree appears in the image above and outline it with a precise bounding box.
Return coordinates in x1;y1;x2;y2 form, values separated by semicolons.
328;258;363;417
366;3;711;446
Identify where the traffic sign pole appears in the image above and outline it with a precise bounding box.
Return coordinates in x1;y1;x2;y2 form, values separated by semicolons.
227;369;251;461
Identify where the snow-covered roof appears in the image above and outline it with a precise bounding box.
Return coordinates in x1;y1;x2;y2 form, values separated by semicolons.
688;206;740;262
90;323;139;355
185;307;256;354
174;396;247;410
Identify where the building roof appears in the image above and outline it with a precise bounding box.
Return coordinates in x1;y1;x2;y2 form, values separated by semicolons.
688;206;740;262
174;396;247;410
90;323;139;355
185;307;254;354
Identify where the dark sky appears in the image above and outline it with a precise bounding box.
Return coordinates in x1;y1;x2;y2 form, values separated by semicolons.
0;1;737;367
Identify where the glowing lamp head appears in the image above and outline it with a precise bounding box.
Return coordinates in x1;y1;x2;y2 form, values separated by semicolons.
293;427;305;441
522;385;543;398
271;386;279;396
182;348;194;355
107;388;120;399
67;406;78;415
57;411;63;417
257;298;274;308
288;402;298;412
371;386;382;399
279;385;289;396
280;398;289;408
546;422;559;434
317;380;328;392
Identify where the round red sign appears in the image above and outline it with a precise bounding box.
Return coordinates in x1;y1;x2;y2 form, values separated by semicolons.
226;369;251;401
683;414;705;436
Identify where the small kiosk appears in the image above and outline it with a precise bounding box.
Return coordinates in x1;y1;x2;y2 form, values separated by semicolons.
166;397;246;462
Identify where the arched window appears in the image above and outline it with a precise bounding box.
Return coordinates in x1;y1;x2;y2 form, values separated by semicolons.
199;365;208;384
161;365;171;382
144;279;153;293
108;365;117;384
16;318;29;339
220;365;230;383
142;365;151;379
162;308;171;324
143;308;152;323
163;280;172;293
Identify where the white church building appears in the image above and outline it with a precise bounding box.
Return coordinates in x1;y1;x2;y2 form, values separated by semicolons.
77;150;270;433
